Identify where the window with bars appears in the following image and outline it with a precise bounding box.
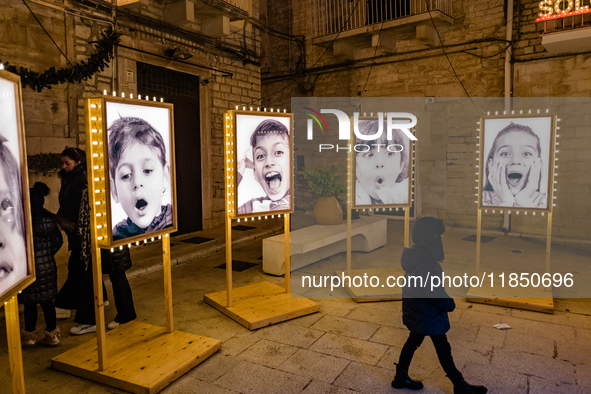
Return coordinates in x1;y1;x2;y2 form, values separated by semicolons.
137;62;200;100
366;0;412;25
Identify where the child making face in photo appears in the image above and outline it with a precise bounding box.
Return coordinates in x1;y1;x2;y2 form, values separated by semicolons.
483;122;546;208
237;119;290;214
0;136;27;296
108;118;172;240
355;120;409;206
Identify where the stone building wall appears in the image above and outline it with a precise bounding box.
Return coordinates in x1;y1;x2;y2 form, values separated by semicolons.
261;0;591;240
507;1;591;239
0;0;261;229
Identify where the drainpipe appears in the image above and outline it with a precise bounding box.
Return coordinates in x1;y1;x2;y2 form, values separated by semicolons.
112;8;118;94
503;0;514;233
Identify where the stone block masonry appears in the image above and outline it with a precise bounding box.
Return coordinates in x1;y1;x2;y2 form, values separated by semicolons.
261;0;591;240
1;0;262;230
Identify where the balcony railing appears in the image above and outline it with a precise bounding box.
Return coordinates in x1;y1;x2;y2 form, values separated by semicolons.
312;0;452;37
538;11;591;34
537;10;591;54
222;0;250;12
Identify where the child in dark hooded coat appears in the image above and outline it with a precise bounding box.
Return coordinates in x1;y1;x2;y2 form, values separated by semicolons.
392;217;487;394
19;182;63;347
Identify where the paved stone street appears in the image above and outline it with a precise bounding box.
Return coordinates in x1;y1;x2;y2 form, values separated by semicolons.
1;215;591;394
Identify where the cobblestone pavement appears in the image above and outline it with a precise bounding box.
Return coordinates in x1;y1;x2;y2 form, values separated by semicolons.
1;214;591;393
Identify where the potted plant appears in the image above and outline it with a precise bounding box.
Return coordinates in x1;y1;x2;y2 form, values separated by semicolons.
302;165;346;225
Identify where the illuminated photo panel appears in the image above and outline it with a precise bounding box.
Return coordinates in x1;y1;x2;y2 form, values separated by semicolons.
234;112;292;217
353;119;412;209
104;100;176;243
0;71;34;302
480;116;554;211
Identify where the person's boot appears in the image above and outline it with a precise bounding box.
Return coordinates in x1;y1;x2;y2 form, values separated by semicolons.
451;372;487;394
39;327;61;347
391;364;423;390
21;329;38;348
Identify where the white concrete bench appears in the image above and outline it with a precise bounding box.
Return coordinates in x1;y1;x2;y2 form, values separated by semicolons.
262;216;388;276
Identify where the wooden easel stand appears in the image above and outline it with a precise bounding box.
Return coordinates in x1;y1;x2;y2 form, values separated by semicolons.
475;209;553;275
225;214;292;307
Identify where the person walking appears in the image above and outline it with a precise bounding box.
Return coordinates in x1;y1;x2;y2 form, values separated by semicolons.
19;182;63;347
392;217;487;394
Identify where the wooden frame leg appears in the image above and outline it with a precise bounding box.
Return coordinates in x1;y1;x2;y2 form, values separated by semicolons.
225;212;232;308
545;211;553;274
92;246;106;371
476;209;482;274
404;207;410;248
284;214;291;294
163;234;174;333
5;296;25;394
346;206;352;276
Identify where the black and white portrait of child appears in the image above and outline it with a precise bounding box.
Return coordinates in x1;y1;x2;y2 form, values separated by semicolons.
235;115;291;215
0;76;28;298
106;102;173;241
354;120;410;207
482;117;552;209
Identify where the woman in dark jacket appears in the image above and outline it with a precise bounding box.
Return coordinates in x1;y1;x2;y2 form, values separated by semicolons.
19;183;63;347
54;147;87;313
393;217;487;394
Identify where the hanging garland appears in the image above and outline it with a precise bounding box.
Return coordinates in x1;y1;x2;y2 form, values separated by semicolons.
0;29;120;92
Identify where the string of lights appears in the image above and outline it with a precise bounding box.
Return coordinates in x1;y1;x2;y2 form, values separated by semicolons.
13;0;110;93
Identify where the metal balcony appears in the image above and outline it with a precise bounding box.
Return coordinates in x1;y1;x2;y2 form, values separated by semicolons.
312;0;453;37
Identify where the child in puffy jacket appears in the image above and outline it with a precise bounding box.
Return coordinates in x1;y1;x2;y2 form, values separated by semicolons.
19;182;63;347
393;217;487;394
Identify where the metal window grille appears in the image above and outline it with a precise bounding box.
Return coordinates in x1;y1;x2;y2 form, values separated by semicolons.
313;0;453;37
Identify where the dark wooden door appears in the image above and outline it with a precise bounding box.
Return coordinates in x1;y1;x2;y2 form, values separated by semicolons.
137;62;203;234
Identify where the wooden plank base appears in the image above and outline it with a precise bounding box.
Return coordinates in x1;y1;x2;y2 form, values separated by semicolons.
204;281;320;330
51;321;221;394
466;283;554;314
335;268;404;303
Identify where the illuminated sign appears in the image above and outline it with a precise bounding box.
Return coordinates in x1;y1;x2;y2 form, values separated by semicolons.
536;0;591;22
